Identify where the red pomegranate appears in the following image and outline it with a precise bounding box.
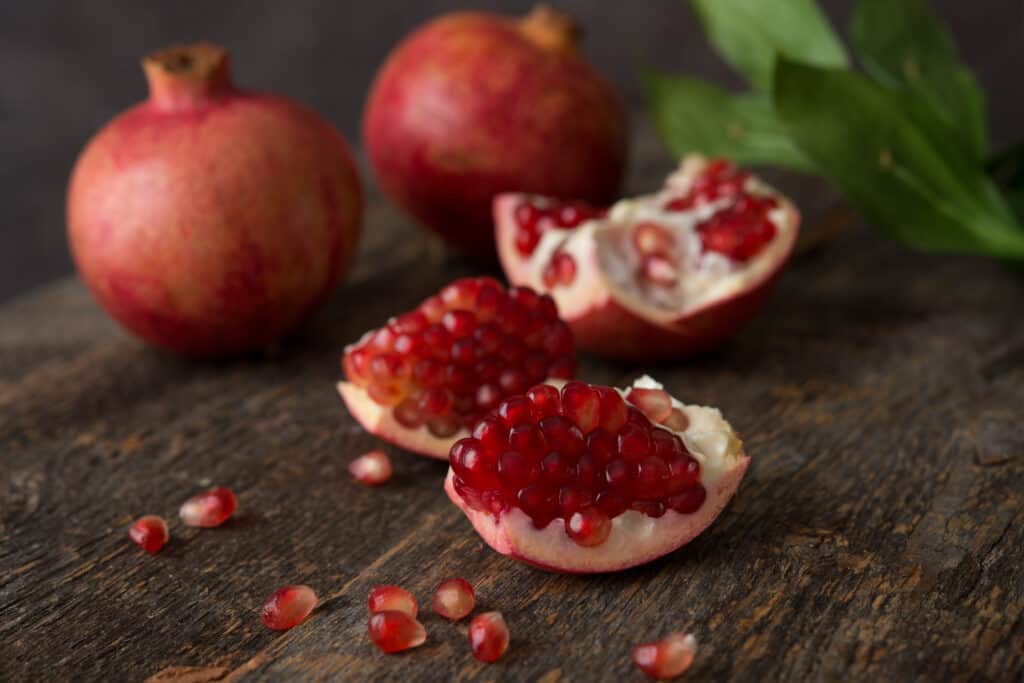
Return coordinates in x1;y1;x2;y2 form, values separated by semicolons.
363;5;627;258
67;44;362;356
495;156;800;359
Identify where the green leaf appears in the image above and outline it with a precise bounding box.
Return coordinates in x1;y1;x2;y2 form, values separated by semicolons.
773;59;1024;259
689;0;847;91
645;71;814;172
851;0;989;158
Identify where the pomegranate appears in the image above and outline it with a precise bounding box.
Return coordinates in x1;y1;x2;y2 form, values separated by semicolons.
444;377;749;573
363;5;626;258
495;156;800;359
67;43;362;356
632;632;697;679
338;277;576;459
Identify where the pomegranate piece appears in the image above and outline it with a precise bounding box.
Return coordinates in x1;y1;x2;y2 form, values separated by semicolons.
468;612;510;663
179;487;237;528
128;515;169;554
261;585;317;630
338;277;578;459
632;632;697;679
368;585;418;618
368;610;427;654
432;578;476;621
495;155;799;360
348;449;393;486
445;376;749;573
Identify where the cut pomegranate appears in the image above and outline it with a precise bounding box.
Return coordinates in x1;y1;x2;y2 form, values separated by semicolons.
128;515;169;554
432;578;475;621
632;632;697;679
445;377;749;573
468;612;510;663
348;450;393;486
368;610;427;653
338;277;577;459
495;155;800;359
261;585;317;630
368;585;418;618
179;487;237;527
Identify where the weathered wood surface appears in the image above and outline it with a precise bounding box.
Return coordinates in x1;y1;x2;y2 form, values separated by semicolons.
3;129;1024;682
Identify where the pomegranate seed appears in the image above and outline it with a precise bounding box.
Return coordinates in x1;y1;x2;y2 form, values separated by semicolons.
348;450;393;486
632;632;697;679
662;408;690;432
527;384;561;417
697;201;777;261
368;610;427;653
542;251;577;289
641;255;678;287
595;387;628;432
561;381;600;433
667;485;707;514
627;388;674;424
179;487;237;528
128;515;169;554
633;222;675;256
368;585;418;618
566;507;612;547
468;611;510;663
261;585;317;630
432;578;475;621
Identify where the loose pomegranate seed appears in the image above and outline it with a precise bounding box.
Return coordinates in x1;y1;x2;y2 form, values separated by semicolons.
542;251;577;289
632;632;697;679
468;612;510;663
348;449;393;486
128;515;169;554
697;201;777;262
368;610;427;653
342;277;576;439
448;381;704;547
179;487;237;528
627;388;674;424
261;585;317;630
368;585;418;618
633;222;675;256
432;578;475;621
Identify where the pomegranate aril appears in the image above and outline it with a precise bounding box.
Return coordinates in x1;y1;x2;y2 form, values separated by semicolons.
641;255;678;287
393;399;425;428
442;309;477;337
527;384;561;417
368;610;427;653
261;585;317;630
368;585;418;618
618;423;653;463
542;251;577;289
432;578;475;621
633;221;675;256
476;383;502;411
542;321;574;357
499;451;540;488
585;429;616;464
517;484;557;527
472;417;508;453
605;459;633;492
128;515;169;554
539;415;585;458
508;423;547;460
514;201;542;230
548;356;577;380
627;388;674;424
450;338;478;366
558;485;594;516
667;485;707;514
635;456;670;499
427;415;461;438
418;387;453;417
632;632;697;679
349;449;393;486
567;507;612;547
631;500;666;518
561;381;600;433
596;490;628;517
179;486;237;527
668;454;700;493
468;612;510;663
540;451;574;486
594;386;628;432
451;438;499;489
575;453;602;488
663;408;690;432
498;396;534;427
499;367;529;394
390;311;428;335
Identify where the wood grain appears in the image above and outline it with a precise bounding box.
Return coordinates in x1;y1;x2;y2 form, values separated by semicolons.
2;130;1024;681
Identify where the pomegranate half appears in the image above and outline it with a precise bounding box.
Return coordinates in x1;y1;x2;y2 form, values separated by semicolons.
444;377;748;573
338;277;576;459
363;5;627;258
68;44;362;356
495;156;800;359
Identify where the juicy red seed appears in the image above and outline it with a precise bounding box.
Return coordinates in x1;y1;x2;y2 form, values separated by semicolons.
517;484;557;527
668;485;707;513
697;201;778;262
422;324;452;355
514;201;542;230
368;610;427;653
128;515;169;554
450;338;478;366
561;381;600;434
390;311;428;335
472;417;508;453
469;612;510;663
442;310;477;338
554;202;596;228
370;354;408;380
499;368;529;394
627;388;674;423
527;384;561;417
632;632;697;679
567;507;612;547
432;578;475;621
548;356;577;380
542;251;577;289
261;585;317;630
668;454;701;493
537;294;559;320
419;387;453;416
605;459;633;491
540;452;574;485
426;415;461;438
508;423;547;459
368;585;418;618
595;387;628;432
585;429;616;464
474;323;503;353
596;491;628;518
451;438;499;488
539;415;585;458
476;384;502;411
618;423;653;463
631;500;666;517
348;450;393;486
558;486;594;516
499;451;540;488
498;396;534;427
633;222;675;256
542;322;575;357
635;457;670;499
445;364;477;394
440;278;482;308
641;255;678;287
576;454;602;488
179;487;237;528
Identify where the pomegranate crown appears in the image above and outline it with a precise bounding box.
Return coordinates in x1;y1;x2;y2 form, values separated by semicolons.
142;43;234;110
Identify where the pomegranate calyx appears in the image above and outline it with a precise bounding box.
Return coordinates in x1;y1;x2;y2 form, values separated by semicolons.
143;43;235;110
516;5;581;51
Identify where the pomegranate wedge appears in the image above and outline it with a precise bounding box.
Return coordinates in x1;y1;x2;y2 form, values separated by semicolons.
495;155;800;359
444;377;748;573
338;277;577;459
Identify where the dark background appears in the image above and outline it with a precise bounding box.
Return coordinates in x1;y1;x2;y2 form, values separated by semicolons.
2;0;1021;304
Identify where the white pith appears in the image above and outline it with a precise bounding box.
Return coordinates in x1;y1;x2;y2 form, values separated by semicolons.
444;375;750;573
497;154;798;325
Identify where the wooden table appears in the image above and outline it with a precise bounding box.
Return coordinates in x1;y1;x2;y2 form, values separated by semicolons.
3;129;1024;682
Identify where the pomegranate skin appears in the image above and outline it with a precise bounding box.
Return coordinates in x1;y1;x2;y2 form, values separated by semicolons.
68;44;362;357
363;7;627;258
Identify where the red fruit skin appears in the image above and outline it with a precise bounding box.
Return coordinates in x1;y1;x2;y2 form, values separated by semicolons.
68;44;362;357
363;9;627;258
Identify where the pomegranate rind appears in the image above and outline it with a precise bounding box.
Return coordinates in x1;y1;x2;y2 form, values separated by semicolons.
444;376;750;573
338;381;458;460
494;157;801;360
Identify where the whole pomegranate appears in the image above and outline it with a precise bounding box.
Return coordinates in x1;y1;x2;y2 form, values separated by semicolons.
363;5;627;258
67;44;362;356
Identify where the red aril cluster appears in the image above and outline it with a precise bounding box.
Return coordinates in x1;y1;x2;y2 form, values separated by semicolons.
261;585;318;630
343;278;577;438
448;381;705;545
514;200;606;256
128;515;169;554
